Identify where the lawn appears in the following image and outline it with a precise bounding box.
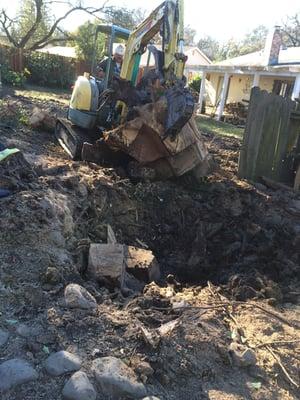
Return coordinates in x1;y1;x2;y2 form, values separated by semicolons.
12;84;71;105
196;115;244;139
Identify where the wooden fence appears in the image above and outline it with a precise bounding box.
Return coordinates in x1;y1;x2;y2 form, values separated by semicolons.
238;87;300;185
0;44;89;75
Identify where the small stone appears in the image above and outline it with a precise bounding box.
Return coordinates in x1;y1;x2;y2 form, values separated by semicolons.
229;343;257;367
141;397;161;400
16;323;41;338
64;284;97;310
92;356;146;398
0;328;9;347
62;371;96;400
134;361;154;383
45;351;82;376
43;266;61;285
0;358;38;392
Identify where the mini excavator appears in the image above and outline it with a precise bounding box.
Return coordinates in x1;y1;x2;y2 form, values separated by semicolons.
55;0;211;179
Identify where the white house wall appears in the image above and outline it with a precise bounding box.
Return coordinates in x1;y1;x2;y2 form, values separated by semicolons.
205;72;295;105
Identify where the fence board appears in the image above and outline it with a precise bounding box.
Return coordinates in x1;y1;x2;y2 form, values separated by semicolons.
238;87;300;185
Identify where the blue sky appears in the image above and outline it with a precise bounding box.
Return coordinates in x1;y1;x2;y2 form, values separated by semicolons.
3;0;300;42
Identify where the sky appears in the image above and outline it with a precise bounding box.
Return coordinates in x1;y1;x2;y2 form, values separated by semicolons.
2;0;300;43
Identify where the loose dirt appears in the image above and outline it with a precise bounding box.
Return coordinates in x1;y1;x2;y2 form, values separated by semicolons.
0;91;299;399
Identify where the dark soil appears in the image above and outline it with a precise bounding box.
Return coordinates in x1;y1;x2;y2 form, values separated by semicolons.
0;91;299;400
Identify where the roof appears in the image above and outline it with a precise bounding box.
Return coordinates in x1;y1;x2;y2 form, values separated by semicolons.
37;46;77;58
216;46;300;67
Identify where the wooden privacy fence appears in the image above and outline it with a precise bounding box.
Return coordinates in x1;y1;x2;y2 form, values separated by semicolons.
238;87;300;185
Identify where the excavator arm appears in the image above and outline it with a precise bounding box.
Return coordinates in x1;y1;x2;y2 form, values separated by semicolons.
120;0;186;85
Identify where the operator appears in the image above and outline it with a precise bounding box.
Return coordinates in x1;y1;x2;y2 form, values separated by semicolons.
96;44;125;82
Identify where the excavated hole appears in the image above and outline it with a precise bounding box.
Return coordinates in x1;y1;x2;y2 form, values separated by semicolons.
74;174;299;303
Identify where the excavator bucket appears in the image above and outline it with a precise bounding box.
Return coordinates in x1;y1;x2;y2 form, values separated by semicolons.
103;98;213;179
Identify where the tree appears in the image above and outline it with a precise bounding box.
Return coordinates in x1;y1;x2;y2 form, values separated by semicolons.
14;0;53;49
197;36;220;61
184;25;196;46
74;20;105;64
281;13;300;46
104;7;146;30
239;25;268;55
0;0;109;51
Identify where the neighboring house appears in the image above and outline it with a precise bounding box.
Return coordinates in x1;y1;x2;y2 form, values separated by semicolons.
139;45;211;80
198;27;300;120
184;46;212;80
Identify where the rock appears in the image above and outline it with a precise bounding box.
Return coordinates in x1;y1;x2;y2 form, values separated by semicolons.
92;356;147;398
29;107;55;131
0;358;38;392
134;360;154;383
45;351;82;376
62;371;96;400
64;284;97;310
16;323;41;338
229;343;257;367
43;266;62;285
0;328;9;347
141;397;160;400
88;243;126;285
125;246;160;282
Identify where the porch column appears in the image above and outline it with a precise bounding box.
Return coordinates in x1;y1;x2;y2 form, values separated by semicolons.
216;72;230;121
252;72;260;87
197;71;206;114
291;74;300;100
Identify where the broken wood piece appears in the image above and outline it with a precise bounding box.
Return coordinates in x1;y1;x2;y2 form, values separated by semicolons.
88;243;160;289
88;243;125;286
125;246;160;282
107;224;117;244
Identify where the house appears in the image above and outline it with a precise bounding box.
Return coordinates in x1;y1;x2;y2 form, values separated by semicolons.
198;27;300;120
139;45;211;80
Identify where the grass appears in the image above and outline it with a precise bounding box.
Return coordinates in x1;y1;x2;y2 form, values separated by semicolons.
14;84;71;105
196;115;244;139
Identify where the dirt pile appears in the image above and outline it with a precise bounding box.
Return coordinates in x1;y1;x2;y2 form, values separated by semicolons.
0;93;299;399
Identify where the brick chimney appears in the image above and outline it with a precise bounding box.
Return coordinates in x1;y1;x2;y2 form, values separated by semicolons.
263;26;282;66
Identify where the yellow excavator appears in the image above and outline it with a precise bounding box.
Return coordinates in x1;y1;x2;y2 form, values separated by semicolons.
55;0;211;180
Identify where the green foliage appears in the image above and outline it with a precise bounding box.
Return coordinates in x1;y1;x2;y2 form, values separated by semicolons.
0;99;29;127
196;116;244;139
198;25;268;61
197;36;220;61
0;62;28;87
74;21;106;65
24;52;76;88
188;75;201;94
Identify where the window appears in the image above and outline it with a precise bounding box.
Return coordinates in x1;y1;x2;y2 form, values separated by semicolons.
272;80;294;98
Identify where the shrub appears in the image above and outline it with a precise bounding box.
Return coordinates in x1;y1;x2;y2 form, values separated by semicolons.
0;64;28;87
188;75;202;94
24;52;76;89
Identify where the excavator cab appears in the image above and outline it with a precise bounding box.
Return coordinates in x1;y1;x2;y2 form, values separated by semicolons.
67;25;130;131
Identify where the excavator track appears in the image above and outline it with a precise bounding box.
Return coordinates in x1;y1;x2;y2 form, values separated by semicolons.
55;118;100;160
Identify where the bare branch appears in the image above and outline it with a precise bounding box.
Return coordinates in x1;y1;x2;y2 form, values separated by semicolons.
19;0;44;48
0;10;19;47
30;2;110;50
